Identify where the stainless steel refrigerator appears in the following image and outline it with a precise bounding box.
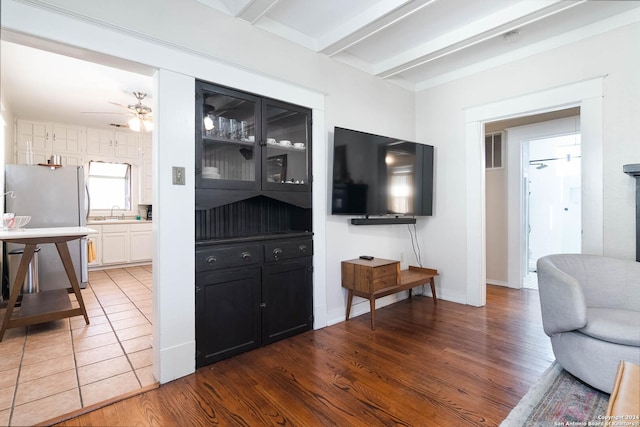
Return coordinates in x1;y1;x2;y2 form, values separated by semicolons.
5;165;88;291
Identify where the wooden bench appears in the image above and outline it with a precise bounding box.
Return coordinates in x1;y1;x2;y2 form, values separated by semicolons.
342;258;438;330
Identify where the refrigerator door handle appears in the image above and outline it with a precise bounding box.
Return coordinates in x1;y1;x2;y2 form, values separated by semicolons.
85;183;91;222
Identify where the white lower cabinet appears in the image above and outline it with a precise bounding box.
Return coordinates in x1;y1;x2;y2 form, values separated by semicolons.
87;226;102;267
130;223;153;262
90;222;152;267
101;224;130;265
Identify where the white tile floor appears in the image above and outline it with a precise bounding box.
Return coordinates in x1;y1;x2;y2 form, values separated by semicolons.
0;265;154;426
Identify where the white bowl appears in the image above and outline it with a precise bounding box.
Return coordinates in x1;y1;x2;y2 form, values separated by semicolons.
7;215;31;230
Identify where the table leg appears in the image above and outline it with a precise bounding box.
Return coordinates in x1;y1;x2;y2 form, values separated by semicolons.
369;297;376;330
55;242;89;325
430;278;437;304
345;290;354;321
0;244;36;341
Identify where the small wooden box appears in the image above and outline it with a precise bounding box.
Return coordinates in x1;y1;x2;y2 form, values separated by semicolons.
341;258;400;294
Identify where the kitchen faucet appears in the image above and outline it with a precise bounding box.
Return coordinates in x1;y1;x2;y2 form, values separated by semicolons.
110;205;120;219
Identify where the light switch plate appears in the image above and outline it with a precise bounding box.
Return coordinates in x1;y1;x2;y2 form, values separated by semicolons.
172;166;185;185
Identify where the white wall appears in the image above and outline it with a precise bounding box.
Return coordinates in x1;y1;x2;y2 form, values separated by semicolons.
416;18;640;303
1;0;415;381
485;166;507;285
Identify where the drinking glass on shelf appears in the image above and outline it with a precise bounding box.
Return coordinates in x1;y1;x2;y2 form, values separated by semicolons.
216;117;228;138
229;119;238;140
240;121;248;140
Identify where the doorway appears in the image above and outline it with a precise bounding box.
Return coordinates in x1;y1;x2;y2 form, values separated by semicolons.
506;115;581;290
485;111;582;290
0;37;157;424
524;131;582;289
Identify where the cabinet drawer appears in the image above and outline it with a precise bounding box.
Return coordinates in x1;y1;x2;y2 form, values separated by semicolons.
372;274;399;292
130;222;152;232
101;223;129;233
196;244;263;272
371;264;398;279
264;239;312;262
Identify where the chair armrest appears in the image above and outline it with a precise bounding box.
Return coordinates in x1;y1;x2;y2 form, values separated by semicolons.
537;257;587;335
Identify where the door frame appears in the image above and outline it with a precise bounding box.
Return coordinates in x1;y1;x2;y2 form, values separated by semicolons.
505;116;582;289
464;77;603;306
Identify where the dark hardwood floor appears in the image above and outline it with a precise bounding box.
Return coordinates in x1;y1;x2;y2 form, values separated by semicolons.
54;285;554;426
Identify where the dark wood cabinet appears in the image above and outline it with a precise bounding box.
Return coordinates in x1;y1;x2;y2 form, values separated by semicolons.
195;236;313;367
196;81;311;200
195;79;313;368
195;267;261;366
262;257;313;344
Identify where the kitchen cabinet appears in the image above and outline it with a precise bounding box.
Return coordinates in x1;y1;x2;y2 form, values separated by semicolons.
195;235;313;367
16;120;83;166
129;223;153;262
87;225;102;267
85;128;140;160
100;223;130;265
87;222;152;267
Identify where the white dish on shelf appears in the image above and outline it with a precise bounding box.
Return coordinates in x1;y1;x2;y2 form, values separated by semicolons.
267;138;277;144
293;142;305;149
279;140;292;146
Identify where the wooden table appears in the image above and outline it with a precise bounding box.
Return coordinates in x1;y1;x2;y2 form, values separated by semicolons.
342;258;438;330
0;227;96;341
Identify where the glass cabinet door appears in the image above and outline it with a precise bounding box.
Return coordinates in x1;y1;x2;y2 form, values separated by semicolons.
262;99;311;191
197;84;260;190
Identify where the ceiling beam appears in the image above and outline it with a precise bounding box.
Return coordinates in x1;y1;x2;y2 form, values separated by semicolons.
318;0;435;56
237;0;280;24
374;0;584;79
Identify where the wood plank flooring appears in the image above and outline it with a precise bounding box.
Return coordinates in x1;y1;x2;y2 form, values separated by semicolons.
54;286;554;426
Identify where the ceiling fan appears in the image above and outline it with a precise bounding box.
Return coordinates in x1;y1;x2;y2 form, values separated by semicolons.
83;91;153;132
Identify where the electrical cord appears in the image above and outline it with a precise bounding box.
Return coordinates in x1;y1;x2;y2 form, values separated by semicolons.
407;223;423;268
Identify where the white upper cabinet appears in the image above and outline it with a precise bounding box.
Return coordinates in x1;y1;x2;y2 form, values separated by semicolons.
16;120;84;165
85;128;140;160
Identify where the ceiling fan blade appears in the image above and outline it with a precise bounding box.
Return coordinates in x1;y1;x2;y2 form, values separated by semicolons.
108;101;129;109
80;111;131;115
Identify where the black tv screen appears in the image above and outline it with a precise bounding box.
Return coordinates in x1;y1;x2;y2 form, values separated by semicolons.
331;127;434;216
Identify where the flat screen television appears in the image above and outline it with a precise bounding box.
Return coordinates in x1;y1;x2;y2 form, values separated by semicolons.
331;126;434;217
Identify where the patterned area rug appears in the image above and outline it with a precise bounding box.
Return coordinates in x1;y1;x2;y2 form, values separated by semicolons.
501;361;610;426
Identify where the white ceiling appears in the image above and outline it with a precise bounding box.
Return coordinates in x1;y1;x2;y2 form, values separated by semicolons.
1;0;639;129
0;38;155;131
196;0;640;89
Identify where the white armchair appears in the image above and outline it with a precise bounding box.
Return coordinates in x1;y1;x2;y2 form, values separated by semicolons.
536;254;640;393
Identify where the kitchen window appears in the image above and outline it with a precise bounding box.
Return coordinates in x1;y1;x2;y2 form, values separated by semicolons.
88;161;131;210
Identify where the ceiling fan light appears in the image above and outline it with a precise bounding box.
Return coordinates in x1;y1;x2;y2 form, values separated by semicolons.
143;119;153;132
128;116;141;132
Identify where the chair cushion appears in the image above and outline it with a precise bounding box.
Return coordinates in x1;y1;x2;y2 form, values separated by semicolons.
579;308;640;346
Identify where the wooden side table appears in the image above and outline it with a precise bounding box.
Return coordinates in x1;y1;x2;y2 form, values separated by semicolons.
0;227;95;341
342;258;438;330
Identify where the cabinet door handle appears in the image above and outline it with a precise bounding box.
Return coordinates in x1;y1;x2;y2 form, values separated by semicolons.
206;256;217;263
298;244;307;253
273;248;283;260
241;251;252;261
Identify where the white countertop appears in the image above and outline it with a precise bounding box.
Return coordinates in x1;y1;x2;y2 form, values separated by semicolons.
87;219;152;225
0;226;97;240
